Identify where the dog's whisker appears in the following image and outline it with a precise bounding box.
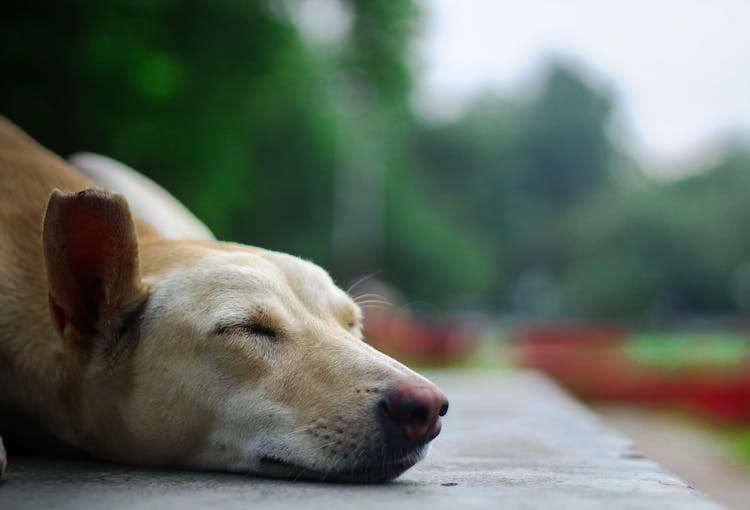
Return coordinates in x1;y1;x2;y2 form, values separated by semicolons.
352;293;390;304
353;446;368;470
356;301;392;308
355;301;391;308
353;296;391;304
316;437;346;449
356;299;391;304
353;292;387;300
346;271;381;295
362;305;390;310
286;424;315;437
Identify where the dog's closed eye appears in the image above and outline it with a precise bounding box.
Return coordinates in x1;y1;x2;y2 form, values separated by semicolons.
215;322;278;340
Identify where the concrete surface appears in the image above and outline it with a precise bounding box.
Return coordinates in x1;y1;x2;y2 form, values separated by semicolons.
0;370;723;509
599;405;750;510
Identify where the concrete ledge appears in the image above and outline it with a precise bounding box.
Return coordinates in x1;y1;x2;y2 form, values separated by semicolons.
0;370;723;509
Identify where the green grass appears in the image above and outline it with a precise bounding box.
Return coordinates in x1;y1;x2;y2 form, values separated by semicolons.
730;429;750;466
625;332;749;369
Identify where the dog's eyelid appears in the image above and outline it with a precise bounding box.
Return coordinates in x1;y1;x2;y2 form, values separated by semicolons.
214;321;279;340
247;323;279;339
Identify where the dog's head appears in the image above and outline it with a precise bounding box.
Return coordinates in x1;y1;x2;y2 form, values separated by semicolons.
42;189;448;482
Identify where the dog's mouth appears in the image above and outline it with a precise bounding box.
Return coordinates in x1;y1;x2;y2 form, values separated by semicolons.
258;451;422;483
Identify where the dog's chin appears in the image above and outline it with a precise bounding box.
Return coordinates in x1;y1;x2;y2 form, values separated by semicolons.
256;448;426;483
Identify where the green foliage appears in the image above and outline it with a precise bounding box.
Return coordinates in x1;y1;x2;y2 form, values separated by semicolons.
515;65;615;207
409;60;750;319
383;167;495;302
341;0;418;113
1;1;337;260
0;0;483;306
563;150;750;318
3;3;749;318
409;63;624;310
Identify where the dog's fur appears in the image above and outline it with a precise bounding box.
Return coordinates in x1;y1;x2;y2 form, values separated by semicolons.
0;117;445;482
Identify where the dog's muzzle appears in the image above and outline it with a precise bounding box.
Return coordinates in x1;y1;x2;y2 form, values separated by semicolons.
258;380;449;483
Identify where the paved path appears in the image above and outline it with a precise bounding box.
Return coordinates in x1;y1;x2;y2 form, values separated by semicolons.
0;370;723;509
599;406;750;510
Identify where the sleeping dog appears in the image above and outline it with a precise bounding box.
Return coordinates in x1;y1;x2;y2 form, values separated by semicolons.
0;117;447;482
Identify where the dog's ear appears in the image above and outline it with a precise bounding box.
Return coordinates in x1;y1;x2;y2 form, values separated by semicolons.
43;189;148;356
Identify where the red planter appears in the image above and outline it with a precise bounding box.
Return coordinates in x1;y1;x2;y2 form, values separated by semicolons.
363;309;477;365
513;325;750;423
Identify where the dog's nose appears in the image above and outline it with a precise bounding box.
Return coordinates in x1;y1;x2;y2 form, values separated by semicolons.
379;381;449;445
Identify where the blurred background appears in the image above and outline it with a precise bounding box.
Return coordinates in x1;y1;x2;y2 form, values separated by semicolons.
2;1;749;505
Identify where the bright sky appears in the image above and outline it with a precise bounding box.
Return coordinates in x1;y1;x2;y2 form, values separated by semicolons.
411;0;750;177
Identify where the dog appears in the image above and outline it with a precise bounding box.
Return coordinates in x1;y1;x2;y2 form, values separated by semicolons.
0;117;448;482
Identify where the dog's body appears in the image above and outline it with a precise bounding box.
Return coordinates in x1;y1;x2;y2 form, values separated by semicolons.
0;118;447;482
70;152;216;241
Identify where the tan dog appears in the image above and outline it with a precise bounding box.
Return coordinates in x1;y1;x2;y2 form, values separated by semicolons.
0;118;447;482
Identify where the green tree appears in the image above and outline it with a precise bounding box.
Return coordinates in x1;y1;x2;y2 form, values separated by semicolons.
564;149;750;319
409;61;621;310
1;0;491;307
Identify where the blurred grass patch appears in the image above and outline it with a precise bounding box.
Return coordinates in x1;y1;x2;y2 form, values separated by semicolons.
625;333;749;369
730;429;750;466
